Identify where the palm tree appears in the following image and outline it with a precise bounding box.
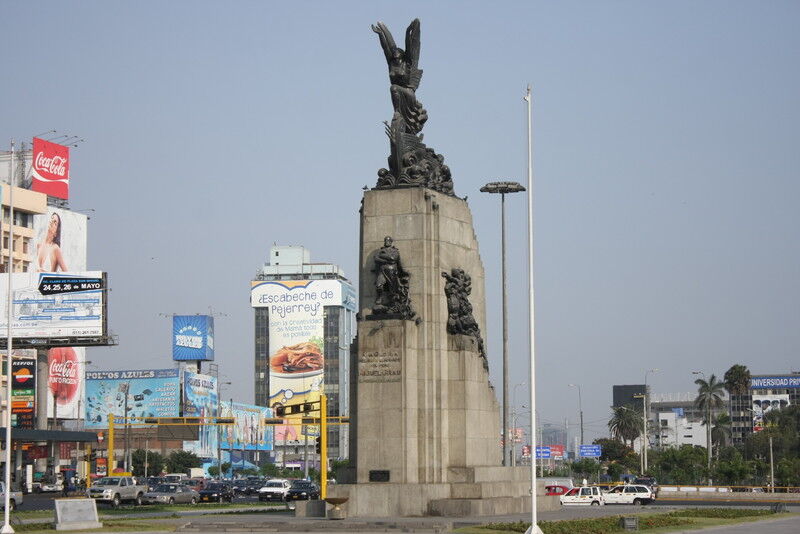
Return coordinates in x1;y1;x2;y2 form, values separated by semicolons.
711;413;732;456
695;374;726;482
608;405;644;449
723;364;751;396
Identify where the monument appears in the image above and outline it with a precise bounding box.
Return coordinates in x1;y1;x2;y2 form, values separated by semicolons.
328;19;536;517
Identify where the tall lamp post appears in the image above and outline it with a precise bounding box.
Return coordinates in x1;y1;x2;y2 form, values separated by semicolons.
3;140;17;534
642;368;659;473
568;384;584;448
480;180;526;466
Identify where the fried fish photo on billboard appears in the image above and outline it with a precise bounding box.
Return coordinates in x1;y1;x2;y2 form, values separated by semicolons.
269;341;323;374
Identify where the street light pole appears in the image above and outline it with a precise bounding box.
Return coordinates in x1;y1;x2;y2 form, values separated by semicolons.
568;384;583;446
643;369;659;474
634;394;647;474
480;180;525;467
3;140;17;534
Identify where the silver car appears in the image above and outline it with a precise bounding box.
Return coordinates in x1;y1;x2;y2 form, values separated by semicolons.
142;484;199;505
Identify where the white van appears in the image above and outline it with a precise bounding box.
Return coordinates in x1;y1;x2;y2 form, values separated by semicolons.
164;473;188;483
560;486;605;506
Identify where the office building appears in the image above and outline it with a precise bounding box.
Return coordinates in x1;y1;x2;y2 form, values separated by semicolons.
729;372;800;446
251;245;356;468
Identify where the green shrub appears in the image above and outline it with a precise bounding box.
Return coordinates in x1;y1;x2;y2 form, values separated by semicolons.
481;514;692;534
667;508;776;519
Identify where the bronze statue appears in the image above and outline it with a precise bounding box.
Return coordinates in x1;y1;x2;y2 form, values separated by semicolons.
442;268;486;365
372;19;455;196
372;236;416;319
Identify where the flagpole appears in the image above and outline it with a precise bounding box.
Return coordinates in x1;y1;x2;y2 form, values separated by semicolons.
3;139;16;534
523;87;542;534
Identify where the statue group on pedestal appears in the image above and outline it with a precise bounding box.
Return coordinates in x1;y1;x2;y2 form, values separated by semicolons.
442;268;487;366
372;19;455;196
371;236;416;319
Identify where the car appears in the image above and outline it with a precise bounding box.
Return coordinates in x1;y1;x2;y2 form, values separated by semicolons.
258;479;291;502
633;477;659;495
603;484;656;505
198;482;234;503
39;481;63;493
560;486;605;506
286;480;320;501
545;485;570;496
146;477;167;492
0;482;23;512
142;484;199;505
182;479;205;492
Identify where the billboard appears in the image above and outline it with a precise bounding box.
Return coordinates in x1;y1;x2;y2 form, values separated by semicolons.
752;394;790;432
751;376;800;389
172;315;214;361
46;347;86;420
31;137;70;199
0;271;105;347
219;401;273;451
251;280;344;439
31;207;88;273
182;372;218;458
10;351;36;428
84;369;180;428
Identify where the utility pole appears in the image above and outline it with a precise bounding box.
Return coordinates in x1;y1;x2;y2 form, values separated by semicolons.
3;139;16;534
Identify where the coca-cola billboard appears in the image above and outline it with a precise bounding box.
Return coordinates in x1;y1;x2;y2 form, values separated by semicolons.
31;137;70;199
47;347;85;420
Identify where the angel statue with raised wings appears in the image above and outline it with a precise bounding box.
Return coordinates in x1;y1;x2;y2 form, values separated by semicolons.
371;19;455;196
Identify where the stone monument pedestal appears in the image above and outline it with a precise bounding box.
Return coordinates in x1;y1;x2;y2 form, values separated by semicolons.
330;188;533;516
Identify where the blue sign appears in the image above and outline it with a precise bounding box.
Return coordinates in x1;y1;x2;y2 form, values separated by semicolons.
672;407;685;417
172;315;215;361
535;446;551;459
579;444;602;458
750;376;800;389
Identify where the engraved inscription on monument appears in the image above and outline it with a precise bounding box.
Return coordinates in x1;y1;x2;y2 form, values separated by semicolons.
359;350;402;382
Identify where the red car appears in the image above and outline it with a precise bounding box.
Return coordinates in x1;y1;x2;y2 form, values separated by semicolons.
545;485;570;496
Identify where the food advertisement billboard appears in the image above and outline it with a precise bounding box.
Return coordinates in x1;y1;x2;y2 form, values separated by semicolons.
84;369;180;428
182;372;218;458
31;137;70;199
752;394;790;432
10;351;36;428
172;315;214;361
251;280;346;439
0;271;105;347
46;347;86;420
31;207;88;273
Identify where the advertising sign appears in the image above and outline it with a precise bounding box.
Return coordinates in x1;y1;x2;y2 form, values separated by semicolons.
84;369;180;428
172;315;215;361
31;207;88;273
31;137;70;199
182;372;218;458
219;401;273;451
579;444;602;458
521;445;531;458
752;394;790;432
10;352;36;428
46;347;86;420
0;271;105;346
547;444;565;459
252;280;344;438
750;376;800;389
96;458;107;476
510;427;524;443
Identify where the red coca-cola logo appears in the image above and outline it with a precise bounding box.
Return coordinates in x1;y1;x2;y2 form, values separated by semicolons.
34;151;67;177
48;347;79;405
31;137;70;199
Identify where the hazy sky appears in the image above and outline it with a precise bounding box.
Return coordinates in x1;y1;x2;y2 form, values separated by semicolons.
2;1;798;445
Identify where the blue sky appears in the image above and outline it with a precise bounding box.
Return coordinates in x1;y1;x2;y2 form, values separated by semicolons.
2;1;798;445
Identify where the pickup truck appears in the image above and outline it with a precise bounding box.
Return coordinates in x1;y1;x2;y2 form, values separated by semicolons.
0;482;23;511
86;476;147;506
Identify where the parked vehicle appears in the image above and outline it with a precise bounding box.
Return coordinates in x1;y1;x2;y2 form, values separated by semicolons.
198;482;234;503
39;481;63;493
182;479;205;492
603;484;656;505
0;482;23;512
164;473;188;484
146;477;167;492
286;480;320;501
545;485;570;496
142;484;199;505
560;486;605;506
633;477;659;494
258;479;291;502
86;476;148;507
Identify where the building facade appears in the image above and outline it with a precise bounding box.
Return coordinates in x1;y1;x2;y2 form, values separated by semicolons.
729;373;800;446
252;246;356;468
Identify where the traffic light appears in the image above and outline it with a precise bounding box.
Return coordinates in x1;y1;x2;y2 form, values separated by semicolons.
89;451;97;461
315;436;322;454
